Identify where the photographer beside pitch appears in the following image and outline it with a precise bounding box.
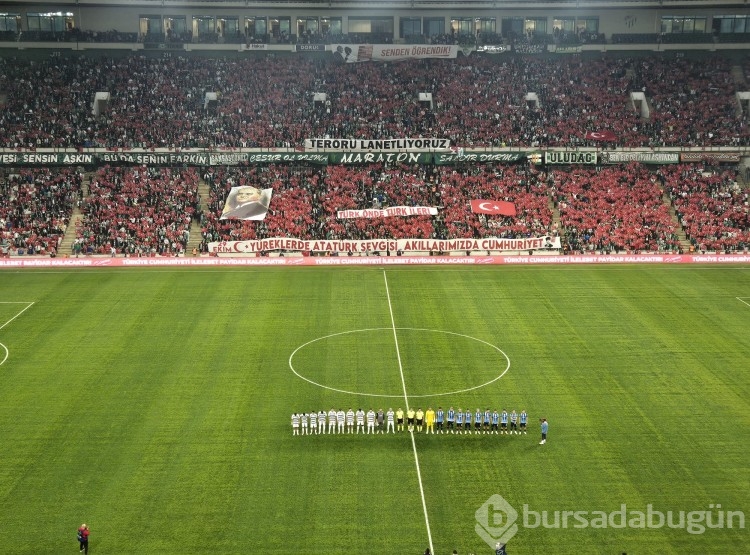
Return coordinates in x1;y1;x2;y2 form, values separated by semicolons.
76;523;89;553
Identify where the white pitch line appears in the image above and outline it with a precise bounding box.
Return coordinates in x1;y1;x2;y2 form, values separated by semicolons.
382;270;434;555
0;302;34;332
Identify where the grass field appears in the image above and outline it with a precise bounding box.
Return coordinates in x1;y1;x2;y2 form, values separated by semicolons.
0;266;748;554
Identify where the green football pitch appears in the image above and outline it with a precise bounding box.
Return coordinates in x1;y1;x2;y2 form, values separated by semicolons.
0;266;748;554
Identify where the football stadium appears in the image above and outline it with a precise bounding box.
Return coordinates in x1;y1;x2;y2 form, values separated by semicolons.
0;0;749;553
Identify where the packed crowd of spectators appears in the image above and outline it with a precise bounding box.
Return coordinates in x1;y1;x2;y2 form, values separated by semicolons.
203;162;748;255
0;53;749;150
2;161;746;257
202;164;438;252
630;56;743;147
659;164;749;252
436;165;553;240
201;162;556;252
0;168;81;256
552;163;681;253
75;166;200;256
201;165;317;253
0;49;747;257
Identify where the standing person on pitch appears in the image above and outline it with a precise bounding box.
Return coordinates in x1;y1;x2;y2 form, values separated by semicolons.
407;407;416;432
328;407;337;434
346;408;355;434
317;409;326;434
396;407;404;432
367;409;375;434
540;418;549;444
491;409;500;434
456;407;464;433
291;412;300;435
415;407;425;432
366;408;376;434
309;410;318;435
425;407;435;434
446;406;455;433
356;408;365;434
77;523;89;554
386;408;395;433
376;408;385;434
436;407;444;433
520;410;528;434
336;408;346;434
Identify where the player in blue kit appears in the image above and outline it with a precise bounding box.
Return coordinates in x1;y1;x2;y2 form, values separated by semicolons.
510;410;518;434
491;409;499;434
456;408;464;433
483;408;491;434
446;407;455;433
436;407;444;433
465;408;473;434
520;410;528;434
500;409;508;434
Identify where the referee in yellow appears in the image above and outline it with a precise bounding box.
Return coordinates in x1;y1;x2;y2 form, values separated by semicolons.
425;407;436;434
415;407;424;432
396;407;405;432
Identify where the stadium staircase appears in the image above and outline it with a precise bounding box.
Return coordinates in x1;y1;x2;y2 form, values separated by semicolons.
185;178;210;254
59;172;91;256
732;65;745;86
548;193;561;231
661;188;692;252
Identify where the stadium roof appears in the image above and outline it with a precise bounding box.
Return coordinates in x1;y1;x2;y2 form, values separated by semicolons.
3;0;749;8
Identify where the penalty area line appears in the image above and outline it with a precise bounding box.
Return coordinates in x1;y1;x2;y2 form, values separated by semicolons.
382;270;434;555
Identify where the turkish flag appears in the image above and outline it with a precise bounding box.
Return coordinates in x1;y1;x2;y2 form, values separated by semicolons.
585;130;617;141
470;199;516;217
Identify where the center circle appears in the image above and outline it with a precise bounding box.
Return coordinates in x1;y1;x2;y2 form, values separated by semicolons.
288;327;511;398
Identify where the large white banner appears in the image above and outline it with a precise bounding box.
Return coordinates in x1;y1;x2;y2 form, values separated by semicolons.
208;236;561;254
219;186;273;221
305;138;451;152
332;44;460;63
337;206;438;219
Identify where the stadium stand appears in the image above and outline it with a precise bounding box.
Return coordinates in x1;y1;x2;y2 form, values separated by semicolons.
0;35;748;257
659;164;749;253
77;166;199;256
553;163;681;254
0;54;748;149
0;168;82;256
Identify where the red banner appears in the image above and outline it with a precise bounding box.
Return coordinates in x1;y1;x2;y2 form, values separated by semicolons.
470;199;517;216
585;130;618;142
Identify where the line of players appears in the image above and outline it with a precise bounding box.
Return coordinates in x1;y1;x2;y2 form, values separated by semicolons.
291;407;528;435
